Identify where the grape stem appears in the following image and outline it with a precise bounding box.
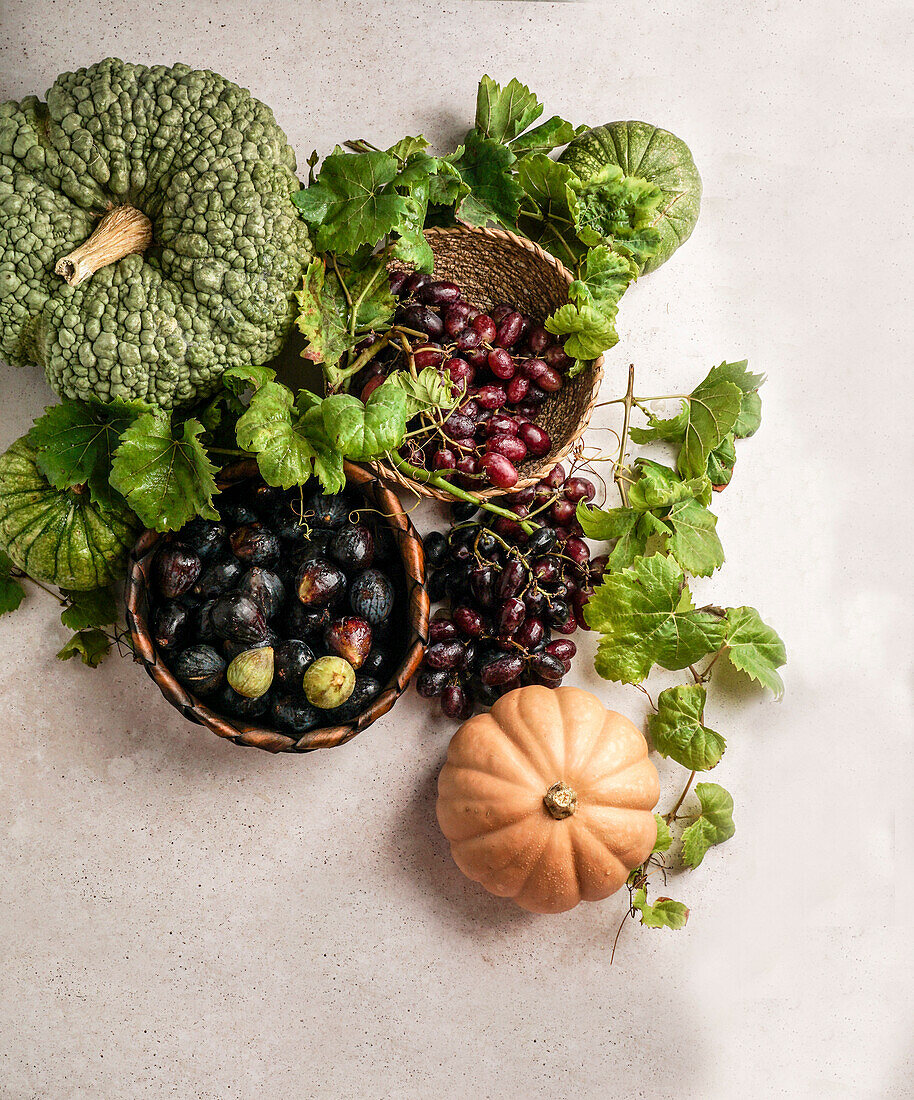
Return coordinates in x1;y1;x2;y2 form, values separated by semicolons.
614;364;637;506
387;454;538;534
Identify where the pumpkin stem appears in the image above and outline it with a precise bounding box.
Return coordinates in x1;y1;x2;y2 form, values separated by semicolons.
55;204;153;287
543;781;577;820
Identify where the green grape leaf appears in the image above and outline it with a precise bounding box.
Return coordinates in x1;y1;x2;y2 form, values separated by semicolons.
723;606;787;698
665;498;725;577
427;159;465;207
60;587;118;632
703;360;766;393
384;367;458;419
576;502;639;541
0;573;25;616
649;684;726;771
297;255;397;370
296;258;351;368
110;414;219;532
575;504;650;571
707;434;737;489
320;378;410;462
734;391;762;438
389;177;435;272
681;783;736;869
474;75;542;143
544;302;618;360
292;150;410;253
386;135;430;161
568;245;636;310
450;131;523;228
702;361;765;439
26;398;145;511
632;888;689;930
515;153;584;263
652;814;673;853
57;629;111;668
677;376;742;479
235;382;341;493
510;116;583;156
630;403;689;445
221;363;276;395
572;166;664;267
585;554;727;683
628;460;711;512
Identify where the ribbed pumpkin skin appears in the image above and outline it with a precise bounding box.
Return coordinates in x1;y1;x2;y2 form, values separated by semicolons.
559;121;702;274
0;438;138;590
437;685;659;914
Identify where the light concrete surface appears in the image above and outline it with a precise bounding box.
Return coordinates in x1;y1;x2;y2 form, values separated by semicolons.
0;2;911;1097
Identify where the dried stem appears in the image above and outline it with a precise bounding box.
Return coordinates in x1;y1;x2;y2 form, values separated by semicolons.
55;205;152;287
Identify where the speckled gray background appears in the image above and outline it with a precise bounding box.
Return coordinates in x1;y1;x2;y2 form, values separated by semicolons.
0;2;911;1098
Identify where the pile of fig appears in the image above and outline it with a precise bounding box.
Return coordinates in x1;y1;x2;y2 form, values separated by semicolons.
150;479;402;735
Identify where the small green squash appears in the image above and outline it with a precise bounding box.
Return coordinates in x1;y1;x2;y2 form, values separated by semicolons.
560;121;702;274
0;437;138;590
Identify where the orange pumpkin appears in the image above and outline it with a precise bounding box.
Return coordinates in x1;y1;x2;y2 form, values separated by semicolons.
436;685;660;914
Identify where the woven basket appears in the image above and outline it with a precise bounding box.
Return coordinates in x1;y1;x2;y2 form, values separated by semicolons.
375;226;604;500
124;461;429;754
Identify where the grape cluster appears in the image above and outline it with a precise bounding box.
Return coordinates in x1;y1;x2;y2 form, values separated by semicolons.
417;464;607;720
353;272;579;490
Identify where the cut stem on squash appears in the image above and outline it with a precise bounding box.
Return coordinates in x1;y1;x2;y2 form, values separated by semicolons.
55;204;153;287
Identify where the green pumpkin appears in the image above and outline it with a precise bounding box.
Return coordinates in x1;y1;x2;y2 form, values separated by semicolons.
0;437;138;590
560;122;702;273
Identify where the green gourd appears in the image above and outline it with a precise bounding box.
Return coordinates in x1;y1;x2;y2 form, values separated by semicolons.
0;437;138;590
560;122;702;273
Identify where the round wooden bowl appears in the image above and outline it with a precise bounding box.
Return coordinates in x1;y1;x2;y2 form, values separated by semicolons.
124;461;429;754
375;226;604;500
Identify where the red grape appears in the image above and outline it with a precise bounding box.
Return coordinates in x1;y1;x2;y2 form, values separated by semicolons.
518;422;550;456
494;311;524;349
487;434;527;464
506;376;529;404
476;385;508;411
472;314;497;342
433;448;458;472
565;477;596;503
479;452;518;489
487;348;515;380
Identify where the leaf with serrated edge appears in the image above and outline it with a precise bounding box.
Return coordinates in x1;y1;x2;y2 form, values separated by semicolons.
235;382;323;491
632;888;689;930
27;399;143;510
585;554;727;683
649;684;726;770
678;377;742;479
474;75;542;143
57;629;111;668
0;574;25;616
451;132;523;227
665;498;724;577
60;587;118;631
292;151;408;253
723;606;787;697
681;783;735;869
652;815;672;853
110;414;219;532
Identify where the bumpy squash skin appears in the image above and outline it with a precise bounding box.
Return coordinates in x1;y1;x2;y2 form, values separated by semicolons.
0;58;312;408
560;121;702;274
437;685;660;914
0;437;138;590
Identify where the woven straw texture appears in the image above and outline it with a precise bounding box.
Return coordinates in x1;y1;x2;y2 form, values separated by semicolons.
375;226;604;500
124;461;429;754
